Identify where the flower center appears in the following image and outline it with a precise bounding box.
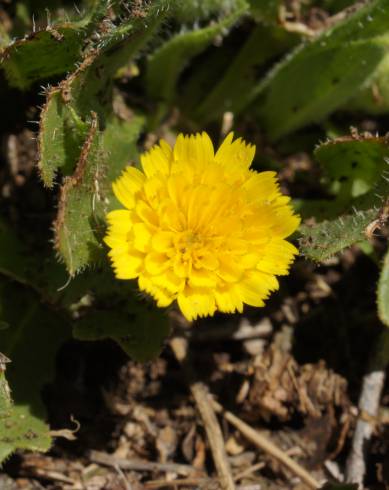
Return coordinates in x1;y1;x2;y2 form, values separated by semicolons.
176;231;202;258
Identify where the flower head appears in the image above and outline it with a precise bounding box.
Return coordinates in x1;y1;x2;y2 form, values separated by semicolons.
105;132;300;321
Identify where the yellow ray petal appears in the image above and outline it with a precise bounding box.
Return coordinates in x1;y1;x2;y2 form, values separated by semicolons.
112;167;145;209
133;222;152;252
215;132;255;170
214;285;244;314
235;270;278;307
173;132;214;167
152;270;184;294
256;238;298;275
110;251;144;279
152;231;174;253
138;274;174;307
144;252;170;275
189;267;217;288
141;142;172;177
177;287;216;321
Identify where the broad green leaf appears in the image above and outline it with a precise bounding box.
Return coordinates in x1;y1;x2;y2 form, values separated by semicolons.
0;216;91;305
170;0;242;22
0;0;111;90
0;280;70;462
1;27;85;90
346;51;389;114
0;281;70;413
315;134;389;200
248;0;281;23
74;307;170;362
0;373;51;463
254;0;389;140
193;24;297;123
146;0;248;109
178;40;240;116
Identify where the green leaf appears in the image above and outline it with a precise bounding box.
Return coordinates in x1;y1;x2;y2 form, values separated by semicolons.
378;245;389;327
193;24;297;123
54;113;104;275
0;215;95;306
38;0;165;186
0;280;71;463
299;207;377;262
38;89;89;187
146;0;248;109
248;0;281;23
0;281;70;414
346;50;389;114
74;306;170;362
0;375;51;463
53;112;145;275
0;0;111;90
299;133;389;261
1;27;84;90
315;133;389;200
254;0;389;140
102;113;145;200
38;3;166;273
69;2;168;119
170;0;242;22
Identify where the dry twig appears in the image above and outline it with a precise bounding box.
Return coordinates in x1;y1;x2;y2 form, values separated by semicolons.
233;462;265;482
345;371;386;487
345;330;389;488
170;336;236;490
144;477;211;488
211;399;320;489
90;450;197;477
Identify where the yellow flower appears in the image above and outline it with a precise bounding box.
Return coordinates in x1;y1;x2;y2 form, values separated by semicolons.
105;132;300;321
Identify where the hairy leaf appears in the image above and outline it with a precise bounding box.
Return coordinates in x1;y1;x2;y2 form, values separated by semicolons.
38;0;164;187
300;133;389;261
146;0;248;108
316;133;389;200
0;0;111;90
248;0;281;23
54;112;144;275
38;89;88;187
68;2;168;119
255;0;389;140
170;0;242;22
299;207;376;262
54;113;104;274
0;374;51;463
193;24;297;123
